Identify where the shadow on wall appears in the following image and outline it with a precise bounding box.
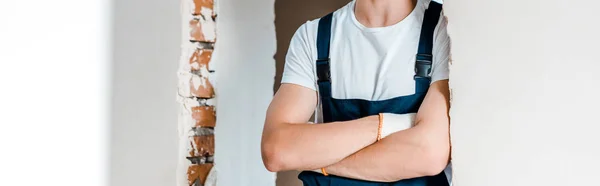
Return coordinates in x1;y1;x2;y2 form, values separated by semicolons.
274;0;351;91
273;0;350;185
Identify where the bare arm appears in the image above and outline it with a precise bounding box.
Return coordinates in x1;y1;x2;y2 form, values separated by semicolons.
323;80;451;182
261;83;380;172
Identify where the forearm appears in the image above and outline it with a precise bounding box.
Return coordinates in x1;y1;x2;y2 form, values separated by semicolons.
324;124;450;182
323;80;452;182
262;115;379;171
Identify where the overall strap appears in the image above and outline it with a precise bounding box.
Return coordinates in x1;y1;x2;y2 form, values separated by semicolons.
316;12;334;122
316;13;334;99
415;1;443;79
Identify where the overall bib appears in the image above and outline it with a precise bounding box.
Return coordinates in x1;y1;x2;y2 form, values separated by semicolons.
297;1;449;186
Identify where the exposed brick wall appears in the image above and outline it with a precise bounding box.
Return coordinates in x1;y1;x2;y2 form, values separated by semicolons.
177;0;217;185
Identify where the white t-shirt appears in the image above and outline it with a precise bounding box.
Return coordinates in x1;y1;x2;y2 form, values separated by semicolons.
282;0;449;122
281;0;452;183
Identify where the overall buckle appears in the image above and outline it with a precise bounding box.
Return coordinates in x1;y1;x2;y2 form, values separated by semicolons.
316;58;331;82
415;54;432;79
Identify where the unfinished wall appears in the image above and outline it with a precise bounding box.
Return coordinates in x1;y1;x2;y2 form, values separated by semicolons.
445;0;600;185
177;0;218;185
177;0;277;185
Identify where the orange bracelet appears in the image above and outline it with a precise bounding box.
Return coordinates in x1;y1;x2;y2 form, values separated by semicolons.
321;168;329;176
377;113;383;141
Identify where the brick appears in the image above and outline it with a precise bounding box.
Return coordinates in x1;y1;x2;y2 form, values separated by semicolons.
189;49;213;71
192;135;214;156
189;75;214;98
189;19;205;42
191;106;216;127
189;19;216;43
192;0;214;16
187;164;214;186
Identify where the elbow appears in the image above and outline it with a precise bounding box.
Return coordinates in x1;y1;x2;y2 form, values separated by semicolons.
261;144;285;172
420;144;450;176
261;132;288;172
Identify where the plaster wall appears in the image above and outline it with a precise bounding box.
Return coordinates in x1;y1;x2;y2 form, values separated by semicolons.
445;1;600;185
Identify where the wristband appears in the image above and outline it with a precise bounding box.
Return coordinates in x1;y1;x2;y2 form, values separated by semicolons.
321;168;329;176
377;113;383;141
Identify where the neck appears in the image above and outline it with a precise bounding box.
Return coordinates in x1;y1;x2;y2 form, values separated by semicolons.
354;0;416;28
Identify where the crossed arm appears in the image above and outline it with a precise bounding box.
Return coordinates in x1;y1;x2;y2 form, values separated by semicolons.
261;80;451;182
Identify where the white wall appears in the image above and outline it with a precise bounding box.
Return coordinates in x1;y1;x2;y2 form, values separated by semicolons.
445;1;600;185
0;0;110;185
110;0;181;185
214;0;277;185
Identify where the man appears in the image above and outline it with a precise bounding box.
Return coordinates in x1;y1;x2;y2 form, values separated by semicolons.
261;0;451;185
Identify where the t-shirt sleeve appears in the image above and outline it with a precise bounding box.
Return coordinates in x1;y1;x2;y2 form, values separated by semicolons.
431;11;450;84
281;22;317;91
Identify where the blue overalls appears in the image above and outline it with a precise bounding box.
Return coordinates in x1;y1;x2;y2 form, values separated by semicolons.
297;1;449;186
